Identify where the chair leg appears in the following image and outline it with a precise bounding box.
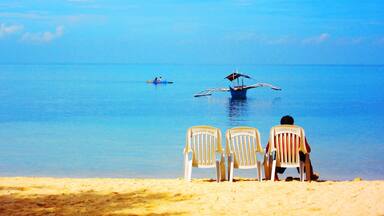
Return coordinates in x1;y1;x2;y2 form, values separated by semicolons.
264;154;270;180
220;155;226;181
184;153;189;180
215;160;220;183
271;159;276;181
187;153;192;181
257;161;262;182
228;154;234;182
300;161;304;182
227;155;231;181
270;150;277;181
187;163;192;181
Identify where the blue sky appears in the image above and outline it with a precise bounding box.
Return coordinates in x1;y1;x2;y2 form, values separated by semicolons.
0;0;383;64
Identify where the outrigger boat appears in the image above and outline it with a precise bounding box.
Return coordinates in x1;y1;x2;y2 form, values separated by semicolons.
194;70;281;99
146;80;173;84
146;77;173;84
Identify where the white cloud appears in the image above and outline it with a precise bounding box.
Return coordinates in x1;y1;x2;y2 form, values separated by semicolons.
302;33;330;44
0;23;23;37
22;26;64;43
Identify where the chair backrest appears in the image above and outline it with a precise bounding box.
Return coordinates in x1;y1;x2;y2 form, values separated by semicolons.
268;125;307;167
185;126;222;168
225;127;263;168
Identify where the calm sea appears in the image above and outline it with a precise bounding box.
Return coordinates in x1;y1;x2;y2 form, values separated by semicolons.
0;64;383;180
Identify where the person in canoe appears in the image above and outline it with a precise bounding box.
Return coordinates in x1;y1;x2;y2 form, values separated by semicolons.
148;76;173;84
153;76;162;83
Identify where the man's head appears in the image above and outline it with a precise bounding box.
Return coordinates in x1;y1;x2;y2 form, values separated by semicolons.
280;115;294;125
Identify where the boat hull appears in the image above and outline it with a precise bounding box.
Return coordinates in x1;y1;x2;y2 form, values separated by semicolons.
230;87;247;99
146;80;173;84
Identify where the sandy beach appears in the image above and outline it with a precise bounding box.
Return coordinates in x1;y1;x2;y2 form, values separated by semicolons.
0;177;383;215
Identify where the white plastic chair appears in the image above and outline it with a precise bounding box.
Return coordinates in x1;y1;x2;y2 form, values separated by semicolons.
268;125;308;182
184;126;226;182
225;127;264;182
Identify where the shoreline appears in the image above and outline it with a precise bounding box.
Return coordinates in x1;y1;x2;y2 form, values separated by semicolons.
0;177;383;215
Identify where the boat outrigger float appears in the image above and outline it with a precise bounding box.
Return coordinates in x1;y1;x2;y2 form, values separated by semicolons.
194;70;281;99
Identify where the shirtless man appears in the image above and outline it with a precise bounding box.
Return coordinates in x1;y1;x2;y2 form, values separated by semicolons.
264;115;319;181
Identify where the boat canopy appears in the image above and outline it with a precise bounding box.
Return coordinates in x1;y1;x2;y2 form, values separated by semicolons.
225;73;251;81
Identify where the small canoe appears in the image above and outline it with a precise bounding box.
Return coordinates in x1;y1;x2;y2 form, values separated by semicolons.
146;80;174;84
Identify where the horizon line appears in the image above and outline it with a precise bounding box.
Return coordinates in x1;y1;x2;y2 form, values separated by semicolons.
0;62;383;67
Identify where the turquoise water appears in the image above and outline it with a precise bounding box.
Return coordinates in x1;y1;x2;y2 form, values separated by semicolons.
0;64;383;180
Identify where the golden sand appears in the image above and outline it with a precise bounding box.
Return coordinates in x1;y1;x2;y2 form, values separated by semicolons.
0;177;383;215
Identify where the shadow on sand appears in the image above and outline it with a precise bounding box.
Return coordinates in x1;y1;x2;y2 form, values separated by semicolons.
0;188;192;216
